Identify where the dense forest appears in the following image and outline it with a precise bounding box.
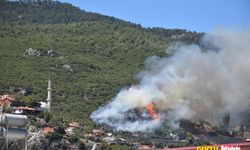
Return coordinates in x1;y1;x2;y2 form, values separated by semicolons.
0;0;203;137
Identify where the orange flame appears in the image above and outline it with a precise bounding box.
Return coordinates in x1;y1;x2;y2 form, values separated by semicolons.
146;103;160;122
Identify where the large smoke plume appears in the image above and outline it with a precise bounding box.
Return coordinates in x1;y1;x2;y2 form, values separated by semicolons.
91;29;250;132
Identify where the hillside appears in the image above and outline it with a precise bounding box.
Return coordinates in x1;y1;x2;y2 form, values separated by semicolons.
0;0;202;136
0;0;135;25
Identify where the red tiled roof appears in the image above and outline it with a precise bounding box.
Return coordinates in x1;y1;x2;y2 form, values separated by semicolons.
43;126;54;134
0;95;15;101
15;106;36;111
0;100;11;104
138;145;151;150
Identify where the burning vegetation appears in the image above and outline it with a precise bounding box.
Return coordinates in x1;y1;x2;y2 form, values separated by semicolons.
146;103;160;122
90;29;250;148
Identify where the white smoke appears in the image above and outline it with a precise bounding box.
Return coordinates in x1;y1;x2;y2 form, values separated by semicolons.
91;29;250;131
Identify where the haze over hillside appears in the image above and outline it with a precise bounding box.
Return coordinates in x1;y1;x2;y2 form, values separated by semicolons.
0;0;202;136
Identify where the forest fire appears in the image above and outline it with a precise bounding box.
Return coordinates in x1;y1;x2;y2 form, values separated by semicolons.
89;29;250;150
146;103;160;122
91;30;250;134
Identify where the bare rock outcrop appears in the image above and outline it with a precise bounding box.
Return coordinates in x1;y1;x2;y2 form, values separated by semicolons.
25;48;60;57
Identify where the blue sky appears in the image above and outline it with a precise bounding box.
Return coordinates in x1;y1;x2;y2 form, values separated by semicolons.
59;0;250;32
